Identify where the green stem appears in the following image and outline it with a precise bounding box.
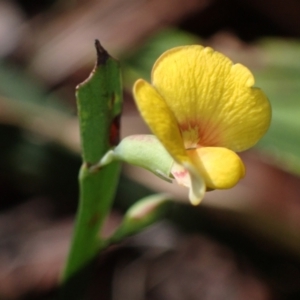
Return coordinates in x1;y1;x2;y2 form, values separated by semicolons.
63;162;121;275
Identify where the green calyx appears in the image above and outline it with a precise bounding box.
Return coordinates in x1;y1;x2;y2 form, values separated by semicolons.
100;134;174;182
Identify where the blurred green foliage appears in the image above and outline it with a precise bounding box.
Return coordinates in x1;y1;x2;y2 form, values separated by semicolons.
0;61;80;213
255;39;300;174
0;61;70;111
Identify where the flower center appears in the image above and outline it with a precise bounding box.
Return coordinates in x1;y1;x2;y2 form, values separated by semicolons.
179;120;221;150
181;126;200;149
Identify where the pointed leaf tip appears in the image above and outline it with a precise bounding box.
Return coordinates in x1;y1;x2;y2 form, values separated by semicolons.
95;39;109;66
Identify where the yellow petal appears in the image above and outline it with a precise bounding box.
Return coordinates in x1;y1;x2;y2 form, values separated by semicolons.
187;147;245;190
133;79;188;163
152;45;271;151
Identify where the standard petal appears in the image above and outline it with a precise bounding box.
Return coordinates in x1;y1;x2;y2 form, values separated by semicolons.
133;79;188;163
152;45;271;151
187;147;245;190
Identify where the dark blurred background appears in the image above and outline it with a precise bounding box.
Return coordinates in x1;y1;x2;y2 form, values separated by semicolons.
1;0;300;299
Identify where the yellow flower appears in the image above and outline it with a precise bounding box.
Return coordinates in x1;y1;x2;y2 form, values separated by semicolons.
133;45;271;205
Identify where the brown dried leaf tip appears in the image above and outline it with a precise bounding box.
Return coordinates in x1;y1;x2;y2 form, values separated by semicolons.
95;39;109;66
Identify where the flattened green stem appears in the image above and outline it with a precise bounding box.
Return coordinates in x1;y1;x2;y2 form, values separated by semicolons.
77;40;122;163
61;40;122;298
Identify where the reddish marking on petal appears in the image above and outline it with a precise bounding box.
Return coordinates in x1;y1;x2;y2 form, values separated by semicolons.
172;170;188;179
179;119;221;148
